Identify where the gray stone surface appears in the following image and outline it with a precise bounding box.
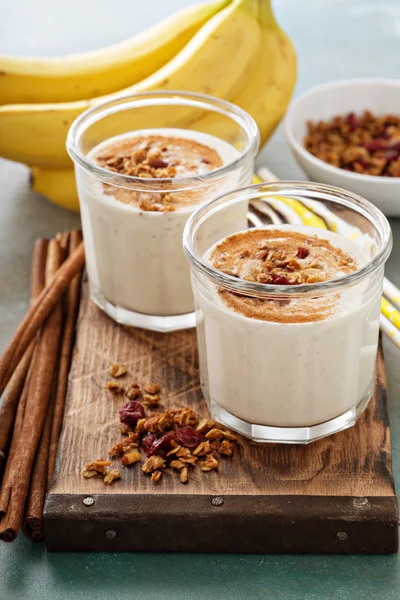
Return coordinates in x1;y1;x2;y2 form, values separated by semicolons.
1;0;400;598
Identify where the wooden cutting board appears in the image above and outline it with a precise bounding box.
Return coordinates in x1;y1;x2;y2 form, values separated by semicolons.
44;284;398;553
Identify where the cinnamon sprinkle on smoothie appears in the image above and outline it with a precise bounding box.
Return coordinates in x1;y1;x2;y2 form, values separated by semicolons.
210;229;358;323
93;134;223;212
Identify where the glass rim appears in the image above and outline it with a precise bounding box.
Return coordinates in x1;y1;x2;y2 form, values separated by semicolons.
183;181;392;298
66;90;260;191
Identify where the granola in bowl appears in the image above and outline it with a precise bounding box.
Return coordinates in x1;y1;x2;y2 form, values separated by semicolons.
304;111;400;177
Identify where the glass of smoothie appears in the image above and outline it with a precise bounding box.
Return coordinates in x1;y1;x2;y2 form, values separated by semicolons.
67;91;259;332
183;181;392;443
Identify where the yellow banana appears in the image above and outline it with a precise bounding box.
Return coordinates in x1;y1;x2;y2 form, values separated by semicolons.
0;0;260;169
0;0;229;104
238;0;297;147
192;0;297;146
30;167;79;211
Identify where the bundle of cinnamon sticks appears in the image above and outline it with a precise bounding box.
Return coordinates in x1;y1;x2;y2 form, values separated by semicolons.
0;231;85;542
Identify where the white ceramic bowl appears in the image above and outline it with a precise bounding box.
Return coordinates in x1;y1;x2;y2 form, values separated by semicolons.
285;79;400;217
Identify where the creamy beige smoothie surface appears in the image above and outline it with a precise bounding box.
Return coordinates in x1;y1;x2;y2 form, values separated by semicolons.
210;229;358;323
93;134;223;212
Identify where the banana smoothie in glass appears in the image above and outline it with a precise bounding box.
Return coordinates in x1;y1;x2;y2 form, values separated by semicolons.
184;182;391;443
67;92;259;332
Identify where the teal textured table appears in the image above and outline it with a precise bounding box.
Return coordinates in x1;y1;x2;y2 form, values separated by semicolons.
1;0;400;598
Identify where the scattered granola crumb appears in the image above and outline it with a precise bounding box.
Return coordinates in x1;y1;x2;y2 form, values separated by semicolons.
193;440;212;456
172;407;198;428
104;469;121;485
170;459;185;471
81;458;111;478
81;469;97;479
219;440;234;456
180;467;189;484
121;448;141;466
210;440;221;452
109;363;127;378
201;453;219;472
142;455;166;473
143;382;161;395
175;446;191;458
143;393;160;407
108;441;124;457
151;470;162;483
104;381;124;393
205;428;224;440
166;444;181;456
221;430;239;442
125;381;141;400
135;418;147;434
196;418;221;432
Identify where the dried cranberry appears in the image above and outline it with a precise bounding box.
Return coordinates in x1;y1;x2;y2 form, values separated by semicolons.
389;140;400;151
357;159;370;169
148;157;168;169
381;148;400;162
296;247;309;259
175;426;205;451
119;401;145;430
346;112;359;130
364;139;388;152
271;274;290;285
142;432;157;456
201;158;211;164
148;432;175;457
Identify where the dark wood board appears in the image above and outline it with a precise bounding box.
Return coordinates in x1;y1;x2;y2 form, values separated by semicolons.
44;284;398;553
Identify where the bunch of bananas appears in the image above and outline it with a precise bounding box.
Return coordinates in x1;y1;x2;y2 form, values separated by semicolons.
0;0;296;211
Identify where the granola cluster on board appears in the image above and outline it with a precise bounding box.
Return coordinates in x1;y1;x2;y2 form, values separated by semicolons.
81;364;238;486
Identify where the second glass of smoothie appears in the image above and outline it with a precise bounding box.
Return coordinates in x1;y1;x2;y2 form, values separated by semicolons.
183;182;392;443
67;91;259;332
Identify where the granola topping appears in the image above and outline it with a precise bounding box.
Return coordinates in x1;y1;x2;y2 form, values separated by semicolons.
93;134;223;212
304;111;400;177
210;229;359;324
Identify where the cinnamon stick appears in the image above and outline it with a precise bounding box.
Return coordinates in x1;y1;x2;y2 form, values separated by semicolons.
0;240;64;542
23;231;80;540
56;231;70;262
22;391;54;541
0;239;48;474
22;235;73;541
0;363;32;534
0;241;85;398
47;230;83;486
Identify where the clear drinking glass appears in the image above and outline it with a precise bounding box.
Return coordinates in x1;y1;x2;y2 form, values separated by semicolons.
183;182;392;443
67;91;259;332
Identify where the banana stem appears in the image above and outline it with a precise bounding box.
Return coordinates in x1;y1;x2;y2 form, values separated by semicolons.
259;0;278;30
